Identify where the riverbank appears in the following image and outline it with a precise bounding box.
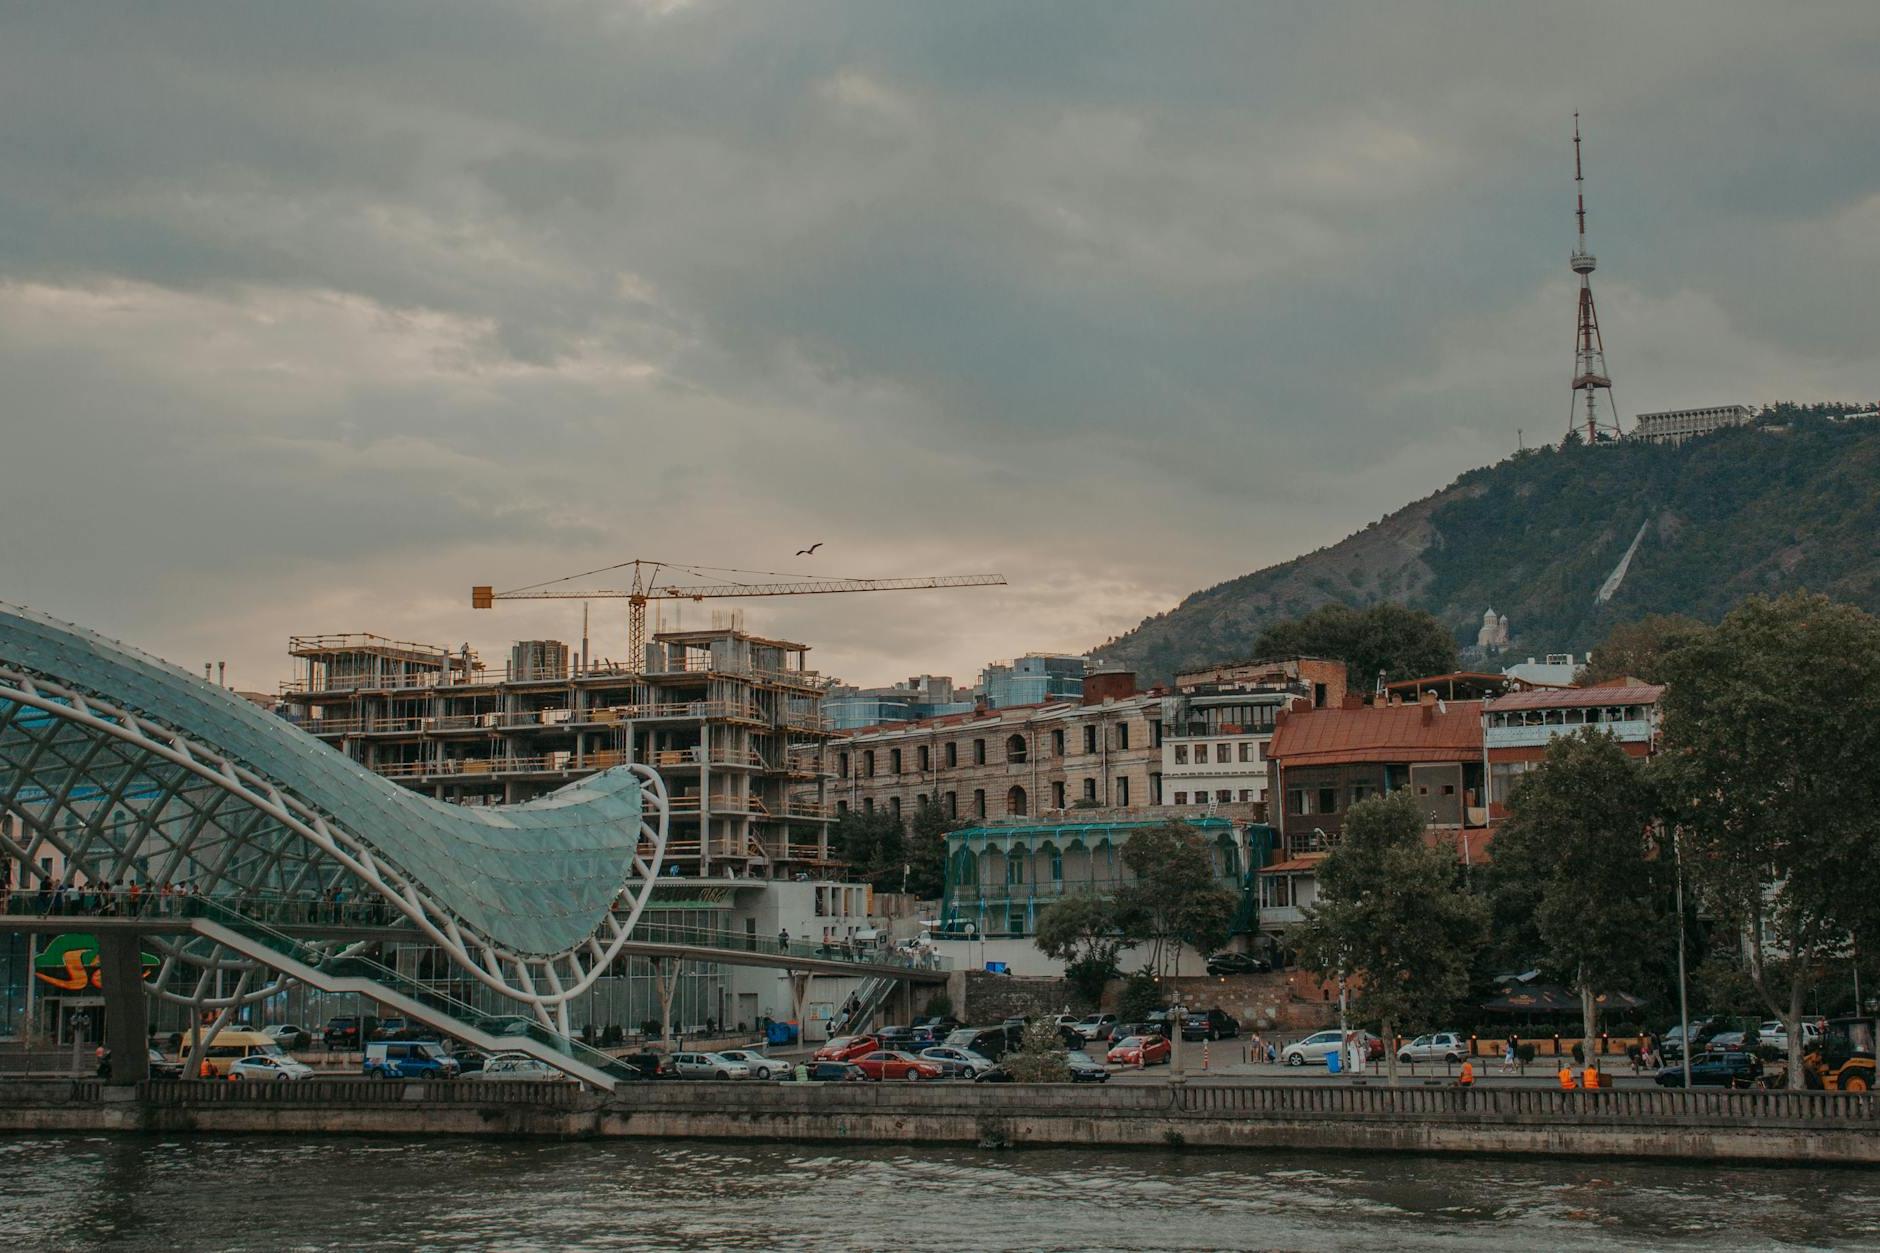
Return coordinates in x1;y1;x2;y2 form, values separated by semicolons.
5;1078;1877;1165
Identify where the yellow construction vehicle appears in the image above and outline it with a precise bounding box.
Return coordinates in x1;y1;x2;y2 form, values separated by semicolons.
1802;1017;1876;1092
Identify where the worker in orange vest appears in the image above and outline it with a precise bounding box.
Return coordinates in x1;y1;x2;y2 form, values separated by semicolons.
1557;1063;1576;1090
1457;1059;1475;1087
1582;1065;1600;1090
198;1057;215;1080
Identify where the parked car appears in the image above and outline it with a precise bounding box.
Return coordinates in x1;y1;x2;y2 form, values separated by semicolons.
1759;1020;1821;1052
372;1017;420;1041
1707;1031;1751;1053
974;1065;1013;1083
1107;1034;1172;1067
813;1035;880;1063
1396;1032;1468;1065
907;1025;944;1048
262;1024;312;1050
146;1048;183;1081
854;1049;944;1082
228;1054;315;1082
1065;1050;1110;1083
876;1025;917;1050
1656;1049;1765;1089
717;1050;783;1080
667;1051;752;1080
323;1015;378;1051
919;1046;991;1078
447;1047;489;1075
621;1049;672;1079
1281;1030;1379;1067
800;1061;869;1083
363;1040;461;1079
479;1053;567;1082
1074;1013;1119;1041
1205;951;1273;976
1182;1008;1241;1042
942;1027;1011;1062
914;1015;962;1034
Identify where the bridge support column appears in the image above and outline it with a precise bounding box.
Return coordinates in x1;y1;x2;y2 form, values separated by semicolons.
97;932;148;1085
786;971;810;1040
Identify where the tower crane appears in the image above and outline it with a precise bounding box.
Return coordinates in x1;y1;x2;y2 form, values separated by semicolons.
473;559;1007;669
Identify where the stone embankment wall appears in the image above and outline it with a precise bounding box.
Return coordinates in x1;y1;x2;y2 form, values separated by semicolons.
5;1079;1879;1165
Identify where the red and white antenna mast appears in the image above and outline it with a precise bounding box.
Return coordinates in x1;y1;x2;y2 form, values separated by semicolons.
1568;113;1623;444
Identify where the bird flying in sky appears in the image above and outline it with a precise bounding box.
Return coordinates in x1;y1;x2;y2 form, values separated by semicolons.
796;542;823;556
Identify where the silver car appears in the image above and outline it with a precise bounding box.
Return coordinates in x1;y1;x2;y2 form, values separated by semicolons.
479;1052;566;1082
716;1050;783;1080
919;1046;992;1077
1396;1032;1467;1065
667;1051;752;1080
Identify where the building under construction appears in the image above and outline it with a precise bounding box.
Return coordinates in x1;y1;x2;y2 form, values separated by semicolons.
280;624;837;879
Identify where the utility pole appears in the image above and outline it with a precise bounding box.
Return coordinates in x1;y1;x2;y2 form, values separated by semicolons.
1673;825;1692;1090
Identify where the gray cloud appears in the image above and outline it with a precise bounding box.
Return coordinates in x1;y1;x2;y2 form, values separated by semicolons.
1;1;1876;689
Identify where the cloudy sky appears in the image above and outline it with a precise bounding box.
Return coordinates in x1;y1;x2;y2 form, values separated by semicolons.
3;2;1877;691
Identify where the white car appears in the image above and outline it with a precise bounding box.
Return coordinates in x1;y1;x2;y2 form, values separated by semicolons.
479;1053;566;1082
919;1046;993;1077
227;1054;314;1082
1758;1020;1820;1051
716;1050;782;1079
668;1051;752;1080
261;1024;311;1045
1396;1032;1467;1064
1281;1030;1379;1067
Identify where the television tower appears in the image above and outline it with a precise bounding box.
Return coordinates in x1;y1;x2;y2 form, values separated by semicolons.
1567;113;1623;444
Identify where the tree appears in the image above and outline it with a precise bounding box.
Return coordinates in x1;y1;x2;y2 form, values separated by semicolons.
1292;792;1488;1086
829;809;905;891
1001;1018;1071;1083
1114;822;1237;976
1253;602;1458;689
904;803;955;900
1033;895;1126;1007
1579;613;1705;685
1485;730;1666;1066
1655;593;1880;1088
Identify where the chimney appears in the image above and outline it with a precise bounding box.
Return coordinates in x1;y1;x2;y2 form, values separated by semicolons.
1341;692;1364;710
217;661;226;688
1420;688;1437;724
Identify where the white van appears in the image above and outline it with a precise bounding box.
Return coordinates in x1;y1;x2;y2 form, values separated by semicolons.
182;1030;293;1077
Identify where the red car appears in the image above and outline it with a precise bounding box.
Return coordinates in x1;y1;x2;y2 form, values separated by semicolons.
813;1035;879;1063
853;1049;944;1082
1107;1034;1171;1067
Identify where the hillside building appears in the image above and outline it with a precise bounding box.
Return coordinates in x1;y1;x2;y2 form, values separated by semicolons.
1482;678;1664;812
1632;404;1754;445
1159;658;1348;811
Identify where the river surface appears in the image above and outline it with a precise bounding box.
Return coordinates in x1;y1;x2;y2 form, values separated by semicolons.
5;1134;1878;1251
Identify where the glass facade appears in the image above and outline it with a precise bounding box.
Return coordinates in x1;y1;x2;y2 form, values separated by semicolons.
979;655;1085;709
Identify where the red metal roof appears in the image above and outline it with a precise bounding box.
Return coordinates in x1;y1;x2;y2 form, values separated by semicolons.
1484;682;1663;712
1267;699;1484;767
1259;855;1326;875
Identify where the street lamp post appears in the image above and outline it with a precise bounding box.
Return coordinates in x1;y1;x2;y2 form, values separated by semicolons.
1673;824;1692;1091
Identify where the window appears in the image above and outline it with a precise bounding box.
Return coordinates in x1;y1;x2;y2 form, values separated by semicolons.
1174;791;1189;805
918;745;930;772
1349;782;1373;806
889;796;902;819
1006;734;1027;763
889;748;902;775
946;741;958;768
836;799;849;816
1215;743;1231;764
862;797;875;815
1216;789;1232;803
837;752;849;778
1117;776;1130;806
1239;789;1253;802
1116;724;1129;749
1317;786;1337;814
1151;720;1163;748
1050;851;1064;881
1007;785;1028;817
973;739;987;765
1238;743;1253;763
1052;781;1066;808
1083;778;1097;801
863;750;875;778
1051;729;1065;756
1289;788;1309;815
1083;726;1097;754
974;789;986;818
1006;856;1023;885
1173;744;1189;765
944;791;958;817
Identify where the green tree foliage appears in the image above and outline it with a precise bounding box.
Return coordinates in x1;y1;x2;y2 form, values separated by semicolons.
1115;822;1237;976
1656;592;1880;1088
1293;792;1488;1086
1116;972;1163;1023
1033;895;1125;1008
1485;730;1666;1061
904;803;955;900
1001;1018;1071;1083
829;809;905;891
1253;602;1458;688
1579;613;1706;685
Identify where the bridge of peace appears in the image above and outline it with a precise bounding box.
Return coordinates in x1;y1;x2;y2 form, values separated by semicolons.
0;603;943;1089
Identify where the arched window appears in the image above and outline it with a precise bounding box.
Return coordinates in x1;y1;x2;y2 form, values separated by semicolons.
1006;734;1027;763
1007;785;1028;817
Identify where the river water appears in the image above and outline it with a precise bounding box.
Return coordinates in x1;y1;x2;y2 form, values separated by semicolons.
5;1134;1877;1251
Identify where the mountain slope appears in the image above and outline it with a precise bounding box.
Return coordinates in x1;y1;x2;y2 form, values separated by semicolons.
1099;417;1880;682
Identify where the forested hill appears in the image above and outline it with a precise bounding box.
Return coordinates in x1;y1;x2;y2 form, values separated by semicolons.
1099;415;1880;683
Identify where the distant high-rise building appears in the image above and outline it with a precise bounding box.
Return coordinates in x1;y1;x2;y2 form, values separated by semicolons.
822;675;974;731
979;653;1085;708
1632;405;1754;445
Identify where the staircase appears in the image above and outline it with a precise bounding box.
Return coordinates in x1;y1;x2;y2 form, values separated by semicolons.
841;975;898;1036
188;902;633;1090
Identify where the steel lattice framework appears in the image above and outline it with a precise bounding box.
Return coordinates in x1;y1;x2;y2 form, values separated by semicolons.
0;604;669;1034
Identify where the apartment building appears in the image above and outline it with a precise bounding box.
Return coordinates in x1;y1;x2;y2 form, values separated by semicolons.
833;671;1162;823
1632;404;1753;445
1482;678;1664;811
1159;658;1347;811
279;625;837;879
